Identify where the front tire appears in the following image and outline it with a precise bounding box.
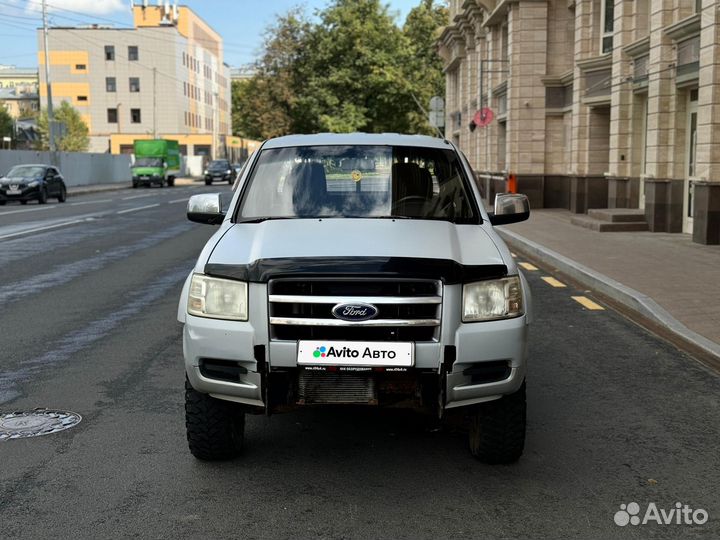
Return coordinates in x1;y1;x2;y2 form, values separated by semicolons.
38;188;48;204
58;186;67;202
167;176;175;187
185;379;244;460
468;381;526;464
205;178;212;186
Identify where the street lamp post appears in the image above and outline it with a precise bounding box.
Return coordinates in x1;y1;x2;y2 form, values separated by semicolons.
41;0;55;152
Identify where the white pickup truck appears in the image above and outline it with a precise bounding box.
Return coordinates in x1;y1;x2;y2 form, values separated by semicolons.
178;133;532;463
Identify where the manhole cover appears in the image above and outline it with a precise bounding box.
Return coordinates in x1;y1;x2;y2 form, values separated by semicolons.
0;409;82;440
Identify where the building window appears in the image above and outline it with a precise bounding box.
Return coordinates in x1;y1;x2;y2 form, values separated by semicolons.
129;77;140;92
601;0;614;53
130;108;141;123
77;95;87;102
106;77;116;92
75;64;86;71
128;46;139;61
107;108;118;123
105;45;115;61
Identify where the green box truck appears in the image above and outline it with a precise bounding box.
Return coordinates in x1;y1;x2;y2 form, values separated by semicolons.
131;139;181;188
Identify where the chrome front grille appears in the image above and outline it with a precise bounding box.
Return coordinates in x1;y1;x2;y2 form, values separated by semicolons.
268;278;442;342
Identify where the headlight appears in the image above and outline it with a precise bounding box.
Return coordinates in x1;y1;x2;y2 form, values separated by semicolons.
188;274;248;321
203;169;208;175
462;276;523;322
28;180;39;187
226;169;232;174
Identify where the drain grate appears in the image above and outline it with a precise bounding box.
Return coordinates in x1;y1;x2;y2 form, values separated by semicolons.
0;409;82;441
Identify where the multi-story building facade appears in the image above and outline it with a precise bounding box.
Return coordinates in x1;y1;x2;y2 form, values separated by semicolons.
0;87;39;119
440;0;720;244
37;3;231;158
0;65;39;92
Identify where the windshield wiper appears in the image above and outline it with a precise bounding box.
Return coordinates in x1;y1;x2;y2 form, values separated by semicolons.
236;216;292;224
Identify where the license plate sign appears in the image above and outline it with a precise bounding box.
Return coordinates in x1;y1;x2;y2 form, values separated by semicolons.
298;340;413;367
6;189;21;195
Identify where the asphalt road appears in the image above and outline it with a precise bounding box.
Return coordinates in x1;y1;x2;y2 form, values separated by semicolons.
0;187;718;540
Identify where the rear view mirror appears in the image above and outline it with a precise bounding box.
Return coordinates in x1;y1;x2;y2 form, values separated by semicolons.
489;193;530;226
187;193;225;225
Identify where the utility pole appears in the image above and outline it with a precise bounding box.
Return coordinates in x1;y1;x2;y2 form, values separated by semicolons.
41;0;55;152
152;67;157;139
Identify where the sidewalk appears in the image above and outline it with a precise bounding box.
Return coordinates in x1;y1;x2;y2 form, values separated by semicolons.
67;176;199;196
498;209;720;365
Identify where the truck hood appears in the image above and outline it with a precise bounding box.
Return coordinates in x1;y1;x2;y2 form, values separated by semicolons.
204;219;508;283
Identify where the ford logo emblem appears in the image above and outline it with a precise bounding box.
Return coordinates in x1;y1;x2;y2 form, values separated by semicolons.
331;303;379;322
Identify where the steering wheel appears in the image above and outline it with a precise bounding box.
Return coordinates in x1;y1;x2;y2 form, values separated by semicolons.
392;195;428;211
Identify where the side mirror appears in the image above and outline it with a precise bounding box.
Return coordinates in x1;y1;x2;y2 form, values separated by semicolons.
187;193;225;225
489;193;530;226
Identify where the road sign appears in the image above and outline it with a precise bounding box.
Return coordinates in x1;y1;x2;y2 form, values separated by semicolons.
429;96;445;128
473;108;494;127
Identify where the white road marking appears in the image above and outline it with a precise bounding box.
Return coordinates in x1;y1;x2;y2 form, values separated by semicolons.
117;203;160;214
168;198;189;204
0;218;89;240
0;205;57;216
122;193;156;200
70;199;113;206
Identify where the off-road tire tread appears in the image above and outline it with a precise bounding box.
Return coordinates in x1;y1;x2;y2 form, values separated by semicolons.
469;381;526;464
185;379;244;460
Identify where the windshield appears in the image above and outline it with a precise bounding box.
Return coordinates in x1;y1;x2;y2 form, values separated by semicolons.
7;166;45;178
209;160;229;168
134;158;163;167
238;145;478;223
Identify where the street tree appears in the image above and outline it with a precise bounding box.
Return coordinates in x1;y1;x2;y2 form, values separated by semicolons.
403;0;448;134
232;0;447;139
36;101;89;152
296;0;414;134
232;9;310;140
0;107;13;141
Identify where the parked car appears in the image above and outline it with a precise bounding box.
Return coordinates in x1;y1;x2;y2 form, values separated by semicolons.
203;159;233;185
179;133;531;463
0;164;67;205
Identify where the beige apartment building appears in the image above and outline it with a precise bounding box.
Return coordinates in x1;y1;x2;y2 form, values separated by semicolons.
37;3;231;158
440;0;720;244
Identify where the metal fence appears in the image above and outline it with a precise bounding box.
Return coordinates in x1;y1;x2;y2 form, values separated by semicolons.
0;150;131;186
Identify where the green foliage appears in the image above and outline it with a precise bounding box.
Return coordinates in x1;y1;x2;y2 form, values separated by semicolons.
231;0;447;140
0;107;13;139
36;101;89;152
403;0;448;134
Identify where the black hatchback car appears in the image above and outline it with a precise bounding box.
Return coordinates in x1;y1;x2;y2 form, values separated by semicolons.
203;159;233;185
0;164;67;205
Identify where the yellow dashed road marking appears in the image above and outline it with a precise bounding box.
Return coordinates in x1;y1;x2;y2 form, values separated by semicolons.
518;262;538;271
572;296;605;310
542;276;566;288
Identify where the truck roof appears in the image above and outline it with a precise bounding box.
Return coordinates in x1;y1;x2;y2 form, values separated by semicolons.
263;133;452;150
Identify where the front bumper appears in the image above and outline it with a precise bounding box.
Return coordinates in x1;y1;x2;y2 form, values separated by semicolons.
133;175;163;185
182;282;529;410
204;173;232;182
0;185;41;202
